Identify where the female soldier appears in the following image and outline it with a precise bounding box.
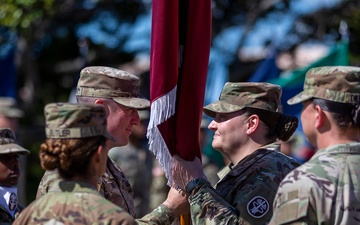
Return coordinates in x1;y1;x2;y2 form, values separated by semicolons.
15;103;187;224
172;82;300;225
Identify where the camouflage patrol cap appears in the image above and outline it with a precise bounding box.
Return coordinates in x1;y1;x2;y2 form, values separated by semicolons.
0;128;30;155
44;102;114;140
76;66;150;109
0;97;24;118
288;66;360;105
204;82;282;118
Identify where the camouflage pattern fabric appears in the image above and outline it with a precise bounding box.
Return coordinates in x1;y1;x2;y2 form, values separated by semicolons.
287;66;360;105
0;204;23;224
0;128;29;155
36;158;136;217
15;180;175;225
44;102;114;140
109;145;153;217
269;142;360;225
76;66;150;110
188;143;299;225
203;82;282;118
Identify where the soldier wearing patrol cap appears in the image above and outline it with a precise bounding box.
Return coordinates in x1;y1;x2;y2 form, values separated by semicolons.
36;66;149;216
0;128;29;224
14;102;138;224
270;66;360;225
0;97;28;207
172;82;300;225
15;103;188;225
36;67;188;223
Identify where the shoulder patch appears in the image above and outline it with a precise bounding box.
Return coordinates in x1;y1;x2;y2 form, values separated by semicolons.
247;196;269;218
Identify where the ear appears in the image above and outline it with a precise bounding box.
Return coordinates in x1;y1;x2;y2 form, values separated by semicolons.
94;99;104;105
91;146;103;172
94;99;110;116
314;104;326;128
246;114;259;135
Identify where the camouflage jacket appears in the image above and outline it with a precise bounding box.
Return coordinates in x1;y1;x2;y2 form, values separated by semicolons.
270;142;360;225
14;181;175;225
36;157;136;217
188;143;299;225
0;204;23;224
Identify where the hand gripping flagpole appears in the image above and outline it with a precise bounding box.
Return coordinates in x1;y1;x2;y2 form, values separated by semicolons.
148;0;211;224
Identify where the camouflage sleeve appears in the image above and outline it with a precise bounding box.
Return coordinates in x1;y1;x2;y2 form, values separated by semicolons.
36;169;61;199
189;182;239;224
189;176;280;224
269;173;319;225
135;204;175;225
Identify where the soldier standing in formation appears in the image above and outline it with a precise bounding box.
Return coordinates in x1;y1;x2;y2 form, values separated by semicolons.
270;66;360;225
0;128;30;224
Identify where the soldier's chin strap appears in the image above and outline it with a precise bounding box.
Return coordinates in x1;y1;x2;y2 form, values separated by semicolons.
0;186;18;218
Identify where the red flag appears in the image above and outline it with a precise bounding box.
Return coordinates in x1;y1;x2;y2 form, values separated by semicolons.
147;0;211;185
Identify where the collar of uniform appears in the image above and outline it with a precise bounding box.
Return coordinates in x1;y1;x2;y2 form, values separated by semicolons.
216;143;280;181
311;142;360;158
48;180;100;195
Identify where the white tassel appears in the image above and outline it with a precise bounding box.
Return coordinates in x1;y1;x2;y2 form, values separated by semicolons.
147;85;177;186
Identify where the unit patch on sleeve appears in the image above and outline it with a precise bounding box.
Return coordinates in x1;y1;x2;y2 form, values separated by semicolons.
247;196;269;218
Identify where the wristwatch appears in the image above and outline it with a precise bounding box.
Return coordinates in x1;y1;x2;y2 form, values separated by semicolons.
185;178;209;195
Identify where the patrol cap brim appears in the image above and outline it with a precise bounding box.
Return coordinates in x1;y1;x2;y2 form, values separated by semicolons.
287;91;313;105
112;97;150;110
0;143;30;155
203;100;245;118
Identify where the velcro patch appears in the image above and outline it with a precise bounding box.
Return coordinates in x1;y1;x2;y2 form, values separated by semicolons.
247;196;269;218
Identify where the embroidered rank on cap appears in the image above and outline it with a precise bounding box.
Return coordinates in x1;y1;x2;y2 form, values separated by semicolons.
247;196;269;218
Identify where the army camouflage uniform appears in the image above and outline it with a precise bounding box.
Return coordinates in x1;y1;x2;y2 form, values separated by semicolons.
270;143;360;225
16;181;175;225
36;158;136;217
183;82;300;225
188;144;299;225
270;66;360;225
22;103;176;225
0;128;30;224
36;66;151;217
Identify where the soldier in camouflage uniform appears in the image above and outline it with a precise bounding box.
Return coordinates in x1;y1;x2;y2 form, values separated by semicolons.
171;82;300;224
15;103;188;225
36;66;151;216
269;66;360;225
108;110;153;217
0;128;30;224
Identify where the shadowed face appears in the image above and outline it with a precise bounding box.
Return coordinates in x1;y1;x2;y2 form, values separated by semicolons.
105;100;140;149
300;100;317;146
0;153;20;187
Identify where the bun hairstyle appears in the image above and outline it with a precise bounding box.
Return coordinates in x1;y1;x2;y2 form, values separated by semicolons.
245;107;298;142
276;114;299;141
39;136;105;179
41;102;112;178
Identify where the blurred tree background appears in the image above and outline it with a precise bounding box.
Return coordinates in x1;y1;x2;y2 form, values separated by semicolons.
1;0;360;205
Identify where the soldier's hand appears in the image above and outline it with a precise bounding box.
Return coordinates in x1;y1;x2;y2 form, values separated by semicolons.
171;154;205;190
162;186;189;217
